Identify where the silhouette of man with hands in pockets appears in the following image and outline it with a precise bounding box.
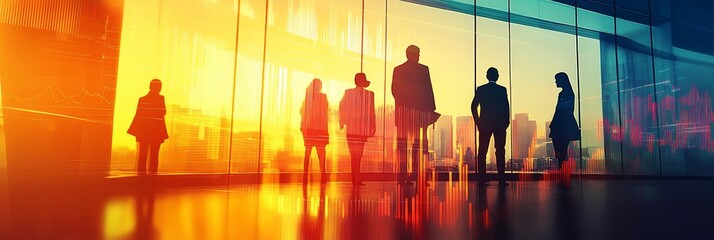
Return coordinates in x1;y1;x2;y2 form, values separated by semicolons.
472;67;510;186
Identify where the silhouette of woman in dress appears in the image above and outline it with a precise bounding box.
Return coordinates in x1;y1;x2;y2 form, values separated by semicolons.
128;79;168;175
339;73;376;186
301;78;329;183
549;72;580;187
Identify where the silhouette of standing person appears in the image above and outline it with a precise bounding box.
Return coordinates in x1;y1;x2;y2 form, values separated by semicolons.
472;67;510;186
549;72;580;188
392;45;437;186
339;73;376;186
128;79;168;175
301;78;329;183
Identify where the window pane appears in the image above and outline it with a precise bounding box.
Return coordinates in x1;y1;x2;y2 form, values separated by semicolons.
112;0;238;175
388;0;475;174
510;0;580;174
260;0;387;173
615;6;661;175
476;2;512;173
230;0;266;173
577;3;620;175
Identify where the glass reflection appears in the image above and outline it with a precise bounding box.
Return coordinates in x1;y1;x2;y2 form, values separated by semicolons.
2;0;714;179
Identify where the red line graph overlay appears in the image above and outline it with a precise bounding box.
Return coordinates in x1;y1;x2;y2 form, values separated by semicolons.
7;85;116;105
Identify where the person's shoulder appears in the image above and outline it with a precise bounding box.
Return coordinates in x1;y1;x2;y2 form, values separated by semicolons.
343;88;357;96
477;82;495;89
394;62;408;69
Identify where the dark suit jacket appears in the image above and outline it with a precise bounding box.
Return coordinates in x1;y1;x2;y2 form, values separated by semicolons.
128;94;169;143
392;62;436;112
471;82;509;130
392;61;436;128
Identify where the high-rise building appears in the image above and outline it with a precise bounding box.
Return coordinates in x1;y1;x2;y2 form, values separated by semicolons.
455;116;475;164
512;113;537;160
433;115;454;160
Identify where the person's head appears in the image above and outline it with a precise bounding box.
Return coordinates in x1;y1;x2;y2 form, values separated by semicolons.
486;67;499;82
149;79;162;94
555;72;572;89
406;45;420;63
354;73;370;88
307;78;323;94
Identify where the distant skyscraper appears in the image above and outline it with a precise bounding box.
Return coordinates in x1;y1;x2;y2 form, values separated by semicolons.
433;115;454;160
512;113;537;160
455;116;475;164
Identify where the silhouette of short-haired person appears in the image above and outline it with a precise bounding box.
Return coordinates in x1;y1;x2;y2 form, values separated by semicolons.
392;45;437;186
549;72;580;188
128;79;168;175
339;73;376;187
301;78;330;183
472;67;509;186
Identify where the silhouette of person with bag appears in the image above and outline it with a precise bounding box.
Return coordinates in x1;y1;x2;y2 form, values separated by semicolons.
392;45;438;186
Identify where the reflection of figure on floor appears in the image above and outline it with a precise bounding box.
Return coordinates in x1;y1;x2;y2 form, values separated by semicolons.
300;183;326;240
549;72;580;188
134;190;158;239
476;186;489;239
493;186;510;239
472;68;510;186
476;185;510;240
301;78;330;183
128;79;168;175
392;45;438;186
396;185;421;238
339;73;376;187
555;189;579;240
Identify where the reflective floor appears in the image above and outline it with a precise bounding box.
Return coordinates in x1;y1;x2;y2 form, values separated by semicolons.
2;178;714;239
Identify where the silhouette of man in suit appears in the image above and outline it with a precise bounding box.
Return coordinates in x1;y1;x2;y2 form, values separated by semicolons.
128;79;168;175
392;45;436;185
471;67;509;186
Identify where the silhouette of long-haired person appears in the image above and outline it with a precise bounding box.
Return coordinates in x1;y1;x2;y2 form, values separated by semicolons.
301;78;330;183
128;79;168;175
339;73;376;187
472;67;510;186
549;72;580;188
392;45;437;186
